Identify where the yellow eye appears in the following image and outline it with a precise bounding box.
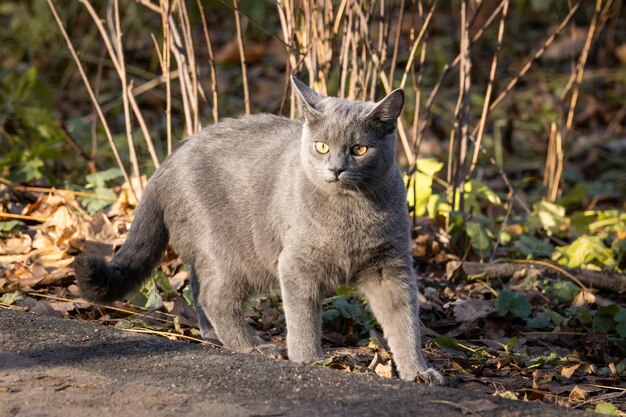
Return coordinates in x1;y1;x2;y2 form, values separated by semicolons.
352;144;368;156
315;142;330;154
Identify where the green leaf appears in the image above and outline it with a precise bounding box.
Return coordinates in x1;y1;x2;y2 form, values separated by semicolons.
144;282;163;310
314;357;336;367
434;336;465;351
85;168;123;189
182;284;195;307
426;193;451;218
616;323;626;339
322;309;340;322
558;182;588;209
405;159;444;216
465;221;491;255
153;270;176;295
542;279;580;303
527;201;568;236
594;402;620;416
11;155;44;182
593;305;620;334
526;313;551;330
0;220;25;232
464;180;502;205
495;290;531;318
333;296;362;320
553;235;615;270
545;309;564;326
514;235;554;258
569;211;596;237
416;158;444;177
0;291;25;305
527;351;560;369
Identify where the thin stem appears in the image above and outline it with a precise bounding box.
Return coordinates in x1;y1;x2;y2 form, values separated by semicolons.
128;82;160;169
399;0;436;90
468;0;509;178
233;0;251;115
489;2;582;112
47;0;135;201
159;0;173;154
387;0;405;88
196;0;219;123
114;0;142;194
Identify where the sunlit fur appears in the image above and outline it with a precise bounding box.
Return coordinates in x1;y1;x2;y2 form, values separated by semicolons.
74;77;443;385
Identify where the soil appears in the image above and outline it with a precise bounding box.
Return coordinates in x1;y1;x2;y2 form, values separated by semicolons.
0;309;592;417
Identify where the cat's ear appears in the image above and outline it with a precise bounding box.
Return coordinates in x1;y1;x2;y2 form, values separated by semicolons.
366;88;405;133
291;76;323;121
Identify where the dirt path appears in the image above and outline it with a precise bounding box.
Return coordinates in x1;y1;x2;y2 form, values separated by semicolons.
0;309;591;417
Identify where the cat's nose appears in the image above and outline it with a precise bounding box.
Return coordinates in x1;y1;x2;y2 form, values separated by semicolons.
329;167;345;179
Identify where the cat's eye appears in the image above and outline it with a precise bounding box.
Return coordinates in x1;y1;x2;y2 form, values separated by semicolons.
315;142;330;154
351;144;368;156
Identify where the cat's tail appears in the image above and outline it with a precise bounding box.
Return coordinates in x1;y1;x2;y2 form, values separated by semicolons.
74;186;169;303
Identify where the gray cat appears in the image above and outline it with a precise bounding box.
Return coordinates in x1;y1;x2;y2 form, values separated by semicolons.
74;77;443;384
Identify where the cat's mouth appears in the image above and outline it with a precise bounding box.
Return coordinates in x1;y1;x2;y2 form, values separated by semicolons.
323;175;357;189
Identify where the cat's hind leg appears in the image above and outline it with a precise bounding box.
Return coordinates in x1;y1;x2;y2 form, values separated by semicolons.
189;266;221;345
356;260;444;385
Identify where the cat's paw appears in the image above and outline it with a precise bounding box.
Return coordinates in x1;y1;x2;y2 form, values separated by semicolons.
416;368;445;386
244;343;285;359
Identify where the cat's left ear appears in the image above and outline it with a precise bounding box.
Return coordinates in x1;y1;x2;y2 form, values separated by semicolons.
366;88;405;133
291;76;323;122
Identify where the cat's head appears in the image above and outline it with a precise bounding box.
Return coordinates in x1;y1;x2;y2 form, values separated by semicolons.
291;76;404;196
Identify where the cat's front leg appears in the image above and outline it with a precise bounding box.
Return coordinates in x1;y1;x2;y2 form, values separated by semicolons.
357;260;444;385
277;251;324;363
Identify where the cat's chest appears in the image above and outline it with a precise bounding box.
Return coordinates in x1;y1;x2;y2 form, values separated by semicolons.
294;207;402;268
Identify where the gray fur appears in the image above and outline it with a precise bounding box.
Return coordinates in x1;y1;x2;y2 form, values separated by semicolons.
75;77;443;384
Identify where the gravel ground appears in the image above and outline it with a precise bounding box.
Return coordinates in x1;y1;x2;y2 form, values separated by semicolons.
0;309;592;417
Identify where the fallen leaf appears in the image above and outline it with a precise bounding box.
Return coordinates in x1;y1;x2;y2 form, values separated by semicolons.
0;234;32;255
573;290;596;307
169;270;189;291
561;363;581;379
594;402;620;416
46;205;78;245
453;298;495;322
568;385;588;401
17;297;63;318
374;362;393;378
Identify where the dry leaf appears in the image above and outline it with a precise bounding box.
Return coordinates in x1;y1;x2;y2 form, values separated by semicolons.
573;290;595;307
561;363;581;379
169;270;189;291
0;234;32;255
374;362;393;378
46;206;78;245
368;352;380;369
568;385;588;401
452;299;495;322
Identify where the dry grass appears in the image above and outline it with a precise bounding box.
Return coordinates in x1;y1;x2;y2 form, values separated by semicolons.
46;0;619;219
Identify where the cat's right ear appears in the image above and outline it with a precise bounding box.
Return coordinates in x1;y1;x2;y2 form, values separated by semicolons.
291;76;322;122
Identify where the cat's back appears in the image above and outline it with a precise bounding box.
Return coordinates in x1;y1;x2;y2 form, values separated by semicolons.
158;113;302;193
183;114;301;161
